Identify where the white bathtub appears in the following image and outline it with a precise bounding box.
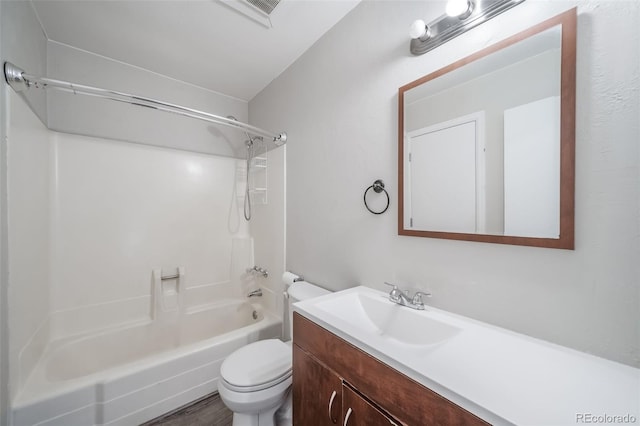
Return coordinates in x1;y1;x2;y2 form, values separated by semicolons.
12;300;282;426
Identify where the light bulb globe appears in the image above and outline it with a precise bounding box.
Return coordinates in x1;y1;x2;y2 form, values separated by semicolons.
446;0;470;17
409;19;427;39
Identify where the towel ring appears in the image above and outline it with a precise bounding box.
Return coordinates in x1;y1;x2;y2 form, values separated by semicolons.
363;179;390;215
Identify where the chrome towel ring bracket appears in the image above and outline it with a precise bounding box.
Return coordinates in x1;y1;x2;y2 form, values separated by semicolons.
363;179;390;215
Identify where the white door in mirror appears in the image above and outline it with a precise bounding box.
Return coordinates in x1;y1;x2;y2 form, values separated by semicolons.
406;111;485;233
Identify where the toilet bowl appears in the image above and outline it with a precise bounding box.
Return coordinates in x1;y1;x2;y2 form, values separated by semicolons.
218;279;330;426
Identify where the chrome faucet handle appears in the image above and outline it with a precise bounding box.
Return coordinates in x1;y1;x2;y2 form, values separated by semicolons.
384;282;403;303
411;291;431;309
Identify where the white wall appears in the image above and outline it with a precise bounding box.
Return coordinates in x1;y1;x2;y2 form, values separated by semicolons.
0;1;7;422
250;0;640;367
46;42;249;158
247;145;286;319
1;0;51;405
6;91;52;402
43;43;261;340
1;2;47;123
48;132;252;338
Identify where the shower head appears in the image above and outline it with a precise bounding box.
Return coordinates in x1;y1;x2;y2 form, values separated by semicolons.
227;115;257;147
227;116;265;222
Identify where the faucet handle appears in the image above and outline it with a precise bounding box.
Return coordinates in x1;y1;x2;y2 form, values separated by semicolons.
411;291;431;308
384;282;401;294
384;282;403;303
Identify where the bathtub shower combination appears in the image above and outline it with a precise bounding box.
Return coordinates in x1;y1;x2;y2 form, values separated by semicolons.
12;297;281;425
4;63;289;426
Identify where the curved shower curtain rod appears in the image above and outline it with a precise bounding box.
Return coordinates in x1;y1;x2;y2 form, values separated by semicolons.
3;61;287;145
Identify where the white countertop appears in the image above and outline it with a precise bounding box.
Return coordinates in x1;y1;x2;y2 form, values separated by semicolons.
293;286;640;426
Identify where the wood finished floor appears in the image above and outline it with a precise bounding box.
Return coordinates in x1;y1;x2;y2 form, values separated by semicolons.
141;392;232;426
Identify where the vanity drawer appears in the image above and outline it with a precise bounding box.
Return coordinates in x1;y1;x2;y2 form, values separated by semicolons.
293;313;489;426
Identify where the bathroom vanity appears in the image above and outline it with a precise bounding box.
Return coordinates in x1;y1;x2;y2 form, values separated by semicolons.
293;313;487;425
292;286;639;425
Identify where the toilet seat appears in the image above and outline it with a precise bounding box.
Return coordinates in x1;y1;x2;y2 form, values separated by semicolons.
220;339;292;393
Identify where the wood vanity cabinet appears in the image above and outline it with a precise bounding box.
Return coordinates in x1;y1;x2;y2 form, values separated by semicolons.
342;383;402;425
293;345;399;425
292;344;342;425
292;313;489;426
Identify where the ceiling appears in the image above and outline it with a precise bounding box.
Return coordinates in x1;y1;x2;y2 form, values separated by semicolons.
31;0;360;101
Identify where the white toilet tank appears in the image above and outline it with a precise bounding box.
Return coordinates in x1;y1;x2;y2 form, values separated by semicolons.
285;281;330;339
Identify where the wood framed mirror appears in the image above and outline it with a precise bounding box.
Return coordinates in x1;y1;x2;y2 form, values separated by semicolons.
398;8;576;249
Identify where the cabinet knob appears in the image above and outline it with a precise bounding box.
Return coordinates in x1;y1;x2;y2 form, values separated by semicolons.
343;408;353;426
328;390;338;424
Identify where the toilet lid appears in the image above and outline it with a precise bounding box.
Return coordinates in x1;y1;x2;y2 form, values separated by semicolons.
221;339;292;390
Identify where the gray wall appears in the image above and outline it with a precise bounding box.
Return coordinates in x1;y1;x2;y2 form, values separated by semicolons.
250;0;640;367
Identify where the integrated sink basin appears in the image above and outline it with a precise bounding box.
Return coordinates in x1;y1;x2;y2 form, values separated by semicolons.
293;285;640;426
312;289;459;346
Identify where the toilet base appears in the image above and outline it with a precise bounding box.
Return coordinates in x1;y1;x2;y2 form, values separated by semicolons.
232;403;279;426
231;391;291;426
274;390;292;426
219;377;292;426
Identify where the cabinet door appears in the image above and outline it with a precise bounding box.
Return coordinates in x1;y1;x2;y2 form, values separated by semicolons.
342;385;402;426
293;344;342;425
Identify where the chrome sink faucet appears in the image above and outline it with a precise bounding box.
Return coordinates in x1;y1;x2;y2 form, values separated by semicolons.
384;282;431;310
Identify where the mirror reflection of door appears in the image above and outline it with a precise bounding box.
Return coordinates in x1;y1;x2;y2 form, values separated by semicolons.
406;112;485;234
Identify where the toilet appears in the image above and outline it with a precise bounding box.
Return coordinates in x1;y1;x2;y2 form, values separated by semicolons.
218;279;330;426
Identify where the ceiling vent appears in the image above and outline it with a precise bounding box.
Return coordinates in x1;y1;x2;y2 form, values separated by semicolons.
219;0;279;28
245;0;280;15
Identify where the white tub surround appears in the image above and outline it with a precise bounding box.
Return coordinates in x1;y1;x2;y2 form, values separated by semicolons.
294;286;640;426
12;301;281;426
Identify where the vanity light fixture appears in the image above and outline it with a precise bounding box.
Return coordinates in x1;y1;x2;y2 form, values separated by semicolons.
409;0;526;55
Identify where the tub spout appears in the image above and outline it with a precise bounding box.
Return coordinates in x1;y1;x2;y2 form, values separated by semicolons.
247;289;263;298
